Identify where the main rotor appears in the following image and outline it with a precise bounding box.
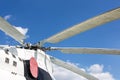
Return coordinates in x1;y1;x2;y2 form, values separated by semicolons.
0;7;120;80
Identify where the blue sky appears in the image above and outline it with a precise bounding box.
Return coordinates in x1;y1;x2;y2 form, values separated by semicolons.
0;0;120;80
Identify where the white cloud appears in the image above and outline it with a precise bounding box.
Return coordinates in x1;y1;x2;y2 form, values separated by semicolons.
4;15;12;20
3;15;29;40
53;65;87;80
91;72;114;80
88;64;103;73
3;15;28;36
53;63;115;80
89;64;115;80
13;26;28;35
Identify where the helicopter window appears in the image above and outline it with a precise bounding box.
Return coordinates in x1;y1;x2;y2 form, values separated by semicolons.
5;49;9;54
12;54;16;58
18;57;23;61
13;61;17;67
5;57;9;64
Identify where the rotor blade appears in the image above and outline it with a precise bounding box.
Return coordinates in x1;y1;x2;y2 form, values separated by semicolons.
0;17;26;44
0;45;9;49
50;56;99;80
42;7;120;44
50;47;120;55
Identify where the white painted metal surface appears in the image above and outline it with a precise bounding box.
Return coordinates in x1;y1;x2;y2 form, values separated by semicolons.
0;46;54;80
0;48;25;80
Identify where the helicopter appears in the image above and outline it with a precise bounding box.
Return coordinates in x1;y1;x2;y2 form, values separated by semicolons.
0;7;120;80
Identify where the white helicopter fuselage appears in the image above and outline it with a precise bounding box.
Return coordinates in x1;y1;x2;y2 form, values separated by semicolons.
0;45;54;80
